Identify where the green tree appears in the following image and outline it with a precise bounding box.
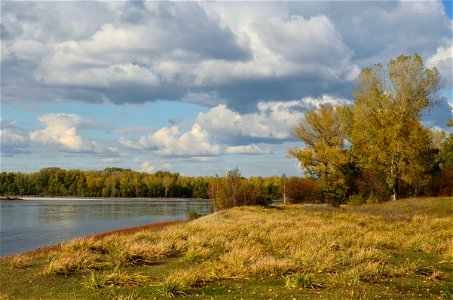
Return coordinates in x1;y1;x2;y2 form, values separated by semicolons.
439;117;453;170
289;104;353;203
351;54;440;200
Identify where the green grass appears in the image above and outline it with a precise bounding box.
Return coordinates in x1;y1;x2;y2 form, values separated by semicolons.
0;197;452;299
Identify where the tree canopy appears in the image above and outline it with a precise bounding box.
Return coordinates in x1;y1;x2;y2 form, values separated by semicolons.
290;54;447;202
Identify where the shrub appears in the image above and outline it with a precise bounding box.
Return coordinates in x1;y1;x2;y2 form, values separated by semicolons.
210;168;272;211
285;177;321;203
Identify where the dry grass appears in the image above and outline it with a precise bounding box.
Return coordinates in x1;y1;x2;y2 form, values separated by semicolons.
86;269;152;288
10;254;32;269
38;197;452;294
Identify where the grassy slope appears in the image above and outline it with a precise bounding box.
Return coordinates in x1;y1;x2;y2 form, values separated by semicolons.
0;197;452;299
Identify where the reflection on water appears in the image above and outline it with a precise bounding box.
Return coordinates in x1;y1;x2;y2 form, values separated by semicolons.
0;199;211;257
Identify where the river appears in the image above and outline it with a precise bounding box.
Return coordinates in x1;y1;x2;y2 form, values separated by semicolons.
0;198;211;258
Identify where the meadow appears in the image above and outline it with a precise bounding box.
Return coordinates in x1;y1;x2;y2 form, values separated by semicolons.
0;197;452;299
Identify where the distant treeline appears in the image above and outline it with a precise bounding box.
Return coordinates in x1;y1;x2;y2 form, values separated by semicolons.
1;166;451;204
0;167;282;200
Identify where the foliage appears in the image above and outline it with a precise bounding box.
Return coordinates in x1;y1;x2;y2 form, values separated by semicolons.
289;104;356;203
0;168;209;199
439;117;453;170
351;54;440;200
289;54;444;202
285;177;321;203
424;169;453;197
0;168;284;204
210;168;272;211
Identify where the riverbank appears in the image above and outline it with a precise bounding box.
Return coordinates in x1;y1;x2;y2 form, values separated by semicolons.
0;196;23;201
18;196;210;201
0;198;210;258
0;220;187;263
0;197;452;299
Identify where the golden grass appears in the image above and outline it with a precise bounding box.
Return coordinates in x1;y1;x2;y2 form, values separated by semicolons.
39;197;453;292
86;269;152;288
9;254;32;269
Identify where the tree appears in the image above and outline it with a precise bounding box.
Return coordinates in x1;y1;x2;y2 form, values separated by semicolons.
438;117;453;170
351;54;440;200
209;168;271;211
288;104;353;203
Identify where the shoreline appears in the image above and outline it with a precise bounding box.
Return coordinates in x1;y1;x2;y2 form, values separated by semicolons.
3;196;210;201
0;219;187;263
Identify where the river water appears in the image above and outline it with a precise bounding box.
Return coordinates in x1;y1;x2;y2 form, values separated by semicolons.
0;198;211;257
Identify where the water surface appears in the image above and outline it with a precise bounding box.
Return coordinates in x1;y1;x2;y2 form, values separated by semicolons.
0;198;211;257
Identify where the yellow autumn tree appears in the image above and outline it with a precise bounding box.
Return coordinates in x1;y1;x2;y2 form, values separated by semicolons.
351;54;440;199
289;104;353;203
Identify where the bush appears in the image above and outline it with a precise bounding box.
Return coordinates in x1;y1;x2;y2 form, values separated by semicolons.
210;168;272;211
348;194;366;206
285;177;321;203
356;169;390;202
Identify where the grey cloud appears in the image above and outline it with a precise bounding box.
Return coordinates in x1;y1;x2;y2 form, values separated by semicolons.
1;0;451;126
214;74;354;113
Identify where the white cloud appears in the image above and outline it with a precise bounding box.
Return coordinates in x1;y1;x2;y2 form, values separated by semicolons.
226;144;272;155
152;124;221;157
195;96;348;142
29;113;113;153
0;128;26;147
427;45;453;88
121;123;221;157
140;161;155;173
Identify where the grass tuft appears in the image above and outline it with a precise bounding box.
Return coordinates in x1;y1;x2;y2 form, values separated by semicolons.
158;280;188;298
10;255;32;269
86;269;151;288
43;250;106;276
285;273;323;289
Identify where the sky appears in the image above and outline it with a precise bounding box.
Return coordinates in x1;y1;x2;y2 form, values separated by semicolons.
1;0;452;177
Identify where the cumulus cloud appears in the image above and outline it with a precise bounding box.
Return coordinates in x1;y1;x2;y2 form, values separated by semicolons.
29;113;114;153
1;1;450;114
427;45;453;88
139;161;155;173
120;123;221;157
226;144;272;155
195;96;348;144
118;96;346;157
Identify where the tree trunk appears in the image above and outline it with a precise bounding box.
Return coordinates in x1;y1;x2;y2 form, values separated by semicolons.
391;176;399;201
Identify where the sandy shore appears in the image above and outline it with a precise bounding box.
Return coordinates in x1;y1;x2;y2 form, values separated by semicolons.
0;220;187;262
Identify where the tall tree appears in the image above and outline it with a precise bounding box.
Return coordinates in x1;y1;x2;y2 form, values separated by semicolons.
351;54;440;200
439;117;453;170
289;104;353;203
